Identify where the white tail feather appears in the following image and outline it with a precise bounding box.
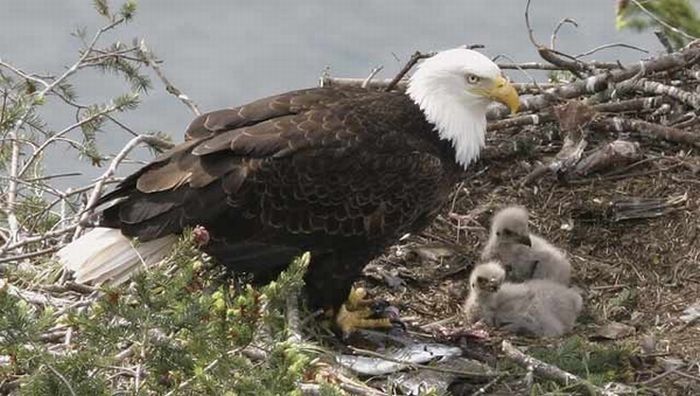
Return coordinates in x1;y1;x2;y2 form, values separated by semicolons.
57;227;177;286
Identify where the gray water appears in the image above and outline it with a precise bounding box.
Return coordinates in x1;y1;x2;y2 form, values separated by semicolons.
1;0;663;188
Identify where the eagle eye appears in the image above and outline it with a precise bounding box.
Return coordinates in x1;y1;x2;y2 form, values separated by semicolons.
466;74;480;84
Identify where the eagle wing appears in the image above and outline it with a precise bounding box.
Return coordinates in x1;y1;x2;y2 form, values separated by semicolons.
98;87;452;253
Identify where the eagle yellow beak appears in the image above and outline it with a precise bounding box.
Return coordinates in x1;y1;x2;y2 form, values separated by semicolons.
486;76;520;114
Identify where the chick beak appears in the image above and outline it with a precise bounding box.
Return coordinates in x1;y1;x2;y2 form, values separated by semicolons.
488;76;520;114
485;279;501;292
517;234;532;247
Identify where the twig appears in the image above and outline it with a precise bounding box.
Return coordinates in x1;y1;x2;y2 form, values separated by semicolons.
44;363;78;396
322;76;555;93
74;134;174;238
0;59;51;89
384;51;434;92
573;140;641;177
0;245;61;264
488;46;700;119
592;116;700;148
655;30;674;53
361;66;383;89
137;40;201;116
638;367;679;386
524;0;590;77
471;372;508;396
524;0;539;49
300;381;389;396
551;18;578;50
25;172;82;183
630;0;698;42
498;62;568;71
615;78;700;109
40;281;97;295
501;340;621;396
6;129;20;243
18;102;123;179
575;42;649;58
487;96;669;131
286;293;303;344
163;358;220;396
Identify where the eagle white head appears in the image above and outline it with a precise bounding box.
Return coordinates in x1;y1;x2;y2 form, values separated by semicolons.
407;49;519;169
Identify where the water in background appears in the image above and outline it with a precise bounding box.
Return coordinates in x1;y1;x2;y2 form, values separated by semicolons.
0;0;661;188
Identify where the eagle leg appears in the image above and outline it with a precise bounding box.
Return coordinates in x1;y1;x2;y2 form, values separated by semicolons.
335;287;396;337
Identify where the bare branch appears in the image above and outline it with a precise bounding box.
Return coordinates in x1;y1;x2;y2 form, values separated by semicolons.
321;76;556;93
524;0;539;49
615;78;700;109
0;59;50;89
655;30;674;53
487;46;700;119
575;42;649;59
361;66;383;89
1;225;78;254
74;135;174;238
17;102;123;179
384;51;435;92
592;116;700;148
44;364;77;396
630;0;698;42
6;130;21;242
551;18;579;50
137;40;201;116
2;17;128;244
487;96;669;131
502;340;627;396
0;245;61;265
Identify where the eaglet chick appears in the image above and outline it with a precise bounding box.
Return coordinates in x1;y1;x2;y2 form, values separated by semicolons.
481;206;571;285
464;261;582;337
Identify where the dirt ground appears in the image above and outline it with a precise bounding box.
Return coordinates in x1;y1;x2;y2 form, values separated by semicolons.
353;126;700;394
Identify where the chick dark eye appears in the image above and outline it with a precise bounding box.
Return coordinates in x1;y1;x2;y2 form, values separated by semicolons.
466;74;480;84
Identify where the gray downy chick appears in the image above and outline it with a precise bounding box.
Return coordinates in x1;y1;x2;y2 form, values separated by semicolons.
463;261;506;325
481;206;571;285
487;277;583;337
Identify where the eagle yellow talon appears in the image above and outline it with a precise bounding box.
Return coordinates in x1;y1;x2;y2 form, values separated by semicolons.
346;287;371;310
336;287;395;337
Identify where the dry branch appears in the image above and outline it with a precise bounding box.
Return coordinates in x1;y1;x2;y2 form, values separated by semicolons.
522;101;595;185
384;51;435;92
320;76;556;94
137;40;201;116
501;340;629;396
615;78;700;109
489;46;700;119
74;135;174;238
591;117;700;148
573;140;641;177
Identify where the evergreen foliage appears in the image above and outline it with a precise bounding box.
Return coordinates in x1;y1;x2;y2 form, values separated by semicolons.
526;336;635;393
617;0;700;49
1;232;318;395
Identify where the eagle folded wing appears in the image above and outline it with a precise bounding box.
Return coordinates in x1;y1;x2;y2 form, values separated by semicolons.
96;88;446;246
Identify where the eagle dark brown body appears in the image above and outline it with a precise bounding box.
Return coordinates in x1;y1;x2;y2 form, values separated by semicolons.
95;86;463;311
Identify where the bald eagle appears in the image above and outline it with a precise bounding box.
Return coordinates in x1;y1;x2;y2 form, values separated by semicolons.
59;49;519;332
